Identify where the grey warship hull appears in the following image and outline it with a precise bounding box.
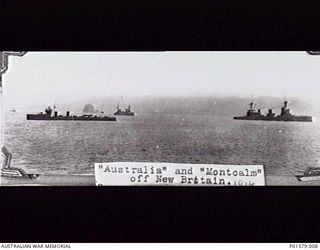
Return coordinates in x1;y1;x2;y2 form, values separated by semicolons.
114;111;134;116
233;115;313;122
27;105;117;121
27;114;117;121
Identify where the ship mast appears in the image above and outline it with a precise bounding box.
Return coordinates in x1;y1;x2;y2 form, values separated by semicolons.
249;95;255;112
283;95;288;108
249;102;254;112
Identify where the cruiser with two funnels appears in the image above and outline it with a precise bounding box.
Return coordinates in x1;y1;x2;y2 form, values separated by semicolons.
233;100;313;122
114;105;135;116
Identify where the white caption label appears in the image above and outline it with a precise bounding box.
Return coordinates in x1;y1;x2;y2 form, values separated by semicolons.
94;162;265;186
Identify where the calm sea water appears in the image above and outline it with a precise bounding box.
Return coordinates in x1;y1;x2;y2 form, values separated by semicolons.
4;112;320;176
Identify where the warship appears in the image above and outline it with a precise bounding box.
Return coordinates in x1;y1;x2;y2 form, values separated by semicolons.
234;100;313;122
114;105;135;116
27;106;117;121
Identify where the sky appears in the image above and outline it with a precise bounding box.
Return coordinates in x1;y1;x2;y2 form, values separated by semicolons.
3;51;320;108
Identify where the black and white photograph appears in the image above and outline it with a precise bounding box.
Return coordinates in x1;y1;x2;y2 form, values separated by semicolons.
3;0;320;245
2;51;320;186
